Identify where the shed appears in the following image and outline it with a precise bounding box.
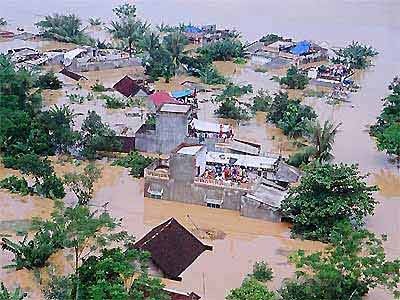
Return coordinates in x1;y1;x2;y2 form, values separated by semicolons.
134;218;212;281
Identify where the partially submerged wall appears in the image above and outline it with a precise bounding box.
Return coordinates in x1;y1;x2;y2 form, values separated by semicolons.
240;195;282;222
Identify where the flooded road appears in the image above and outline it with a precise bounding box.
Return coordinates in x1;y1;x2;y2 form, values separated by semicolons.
1;0;400;299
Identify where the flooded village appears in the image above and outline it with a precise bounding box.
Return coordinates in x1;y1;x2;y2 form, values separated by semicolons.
0;1;400;299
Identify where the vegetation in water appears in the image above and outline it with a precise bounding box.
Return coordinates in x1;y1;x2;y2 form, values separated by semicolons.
371;76;400;166
267;92;316;138
226;277;276;300
0;18;7;26
280;65;309;90
288;120;341;167
101;94;127;109
90;80;106;92
251;89;272;112
279;223;400;300
281;163;378;242
0;282;27;300
215;97;250;121
197;38;245;61
332;41;378;69
35;71;62;90
0;176;30;196
112;151;154;178
35;14;94;45
250;261;273;282
216;83;253;102
259;33;282;45
198;65;226;85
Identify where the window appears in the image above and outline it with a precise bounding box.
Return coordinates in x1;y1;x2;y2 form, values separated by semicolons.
207;203;221;209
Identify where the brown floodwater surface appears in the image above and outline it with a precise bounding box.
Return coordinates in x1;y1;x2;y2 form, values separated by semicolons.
1;0;400;299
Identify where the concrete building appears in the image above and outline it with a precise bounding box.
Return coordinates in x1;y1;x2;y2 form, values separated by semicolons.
144;144;300;222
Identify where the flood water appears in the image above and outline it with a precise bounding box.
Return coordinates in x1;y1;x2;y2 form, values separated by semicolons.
1;0;400;299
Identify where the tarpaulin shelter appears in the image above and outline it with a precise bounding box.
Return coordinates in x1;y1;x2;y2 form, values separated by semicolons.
290;40;311;55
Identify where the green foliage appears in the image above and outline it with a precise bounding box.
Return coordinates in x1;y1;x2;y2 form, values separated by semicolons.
1;230;60;270
216;83;253;102
36;14;94;45
163;31;189;70
280;223;400;300
109;4;149;56
288;120;341;166
129;273;170;300
43;275;74;300
332;41;378;69
251;261;273;283
215;97;249;121
226;277;276;300
280;66;309;90
251;89;272;112
233;57;247;65
101;94;127;109
145;115;156;127
198;38;245;61
0;282;27;300
267;92;316;138
112;151;154;178
0;176;30;196
198;66;226;85
259;34;282;45
371;77;400;164
376;123;400;163
79;111;121;159
0;18;7;26
63;163;102;205
90;80;106;92
281;163;378;242
88;17;102;26
32;203;133;272
35;72;62;90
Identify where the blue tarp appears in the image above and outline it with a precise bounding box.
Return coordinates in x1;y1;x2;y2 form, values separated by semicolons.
290;40;311;55
171;89;193;98
185;25;203;34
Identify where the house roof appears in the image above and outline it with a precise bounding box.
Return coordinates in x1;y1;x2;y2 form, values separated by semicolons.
134;218;212;281
158;103;191;114
185;25;203;34
192;119;230;133
290;40;311;55
171;89;194;99
59;68;88;81
149;92;181;107
113;75;151;98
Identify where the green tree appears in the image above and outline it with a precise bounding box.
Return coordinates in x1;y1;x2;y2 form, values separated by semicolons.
198;66;226;85
333;41;378;69
163;31;189;71
198;38;244;61
63;163;102;205
376;123;400;166
280;223;400;300
109;4;149;56
36;14;93;45
251;89;272;112
129;273;170;300
250;261;273;283
280;66;309;90
35;72;62;90
281;163;378;242
112;151;154;178
0;18;7;26
259;34;282;45
80;111;121;159
0;282;27;300
289;120;341;166
226;277;276;300
215;97;249;121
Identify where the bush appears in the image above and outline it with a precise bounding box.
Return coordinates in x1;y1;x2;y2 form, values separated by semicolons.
251;89;272;112
90;81;106;92
216;83;253;101
199;66;226;85
215;97;249;121
280;66;309;90
0;282;27;300
197;38;244;61
112;151;154;177
251;261;273;282
0;176;30;196
35;72;62;90
101;95;127;109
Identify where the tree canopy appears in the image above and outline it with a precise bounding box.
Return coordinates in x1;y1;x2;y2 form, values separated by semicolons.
280;66;309;90
281;163;378;242
226;277;276;300
332;41;378;69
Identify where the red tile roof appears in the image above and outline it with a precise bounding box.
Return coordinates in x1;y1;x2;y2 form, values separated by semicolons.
149;92;181;107
113;75;151;98
134;218;212;281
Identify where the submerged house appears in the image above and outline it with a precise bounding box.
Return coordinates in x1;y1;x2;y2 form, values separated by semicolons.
113;75;153;98
144;143;300;222
133;218;212;281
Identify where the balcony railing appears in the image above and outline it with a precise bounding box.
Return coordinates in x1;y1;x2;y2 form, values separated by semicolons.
194;177;254;191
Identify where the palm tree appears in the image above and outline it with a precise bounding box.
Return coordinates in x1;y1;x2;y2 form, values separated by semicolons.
163;31;189;72
140;32;161;54
306;120;342;163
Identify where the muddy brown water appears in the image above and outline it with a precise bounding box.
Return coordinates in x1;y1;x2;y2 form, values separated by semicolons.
1;0;400;299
